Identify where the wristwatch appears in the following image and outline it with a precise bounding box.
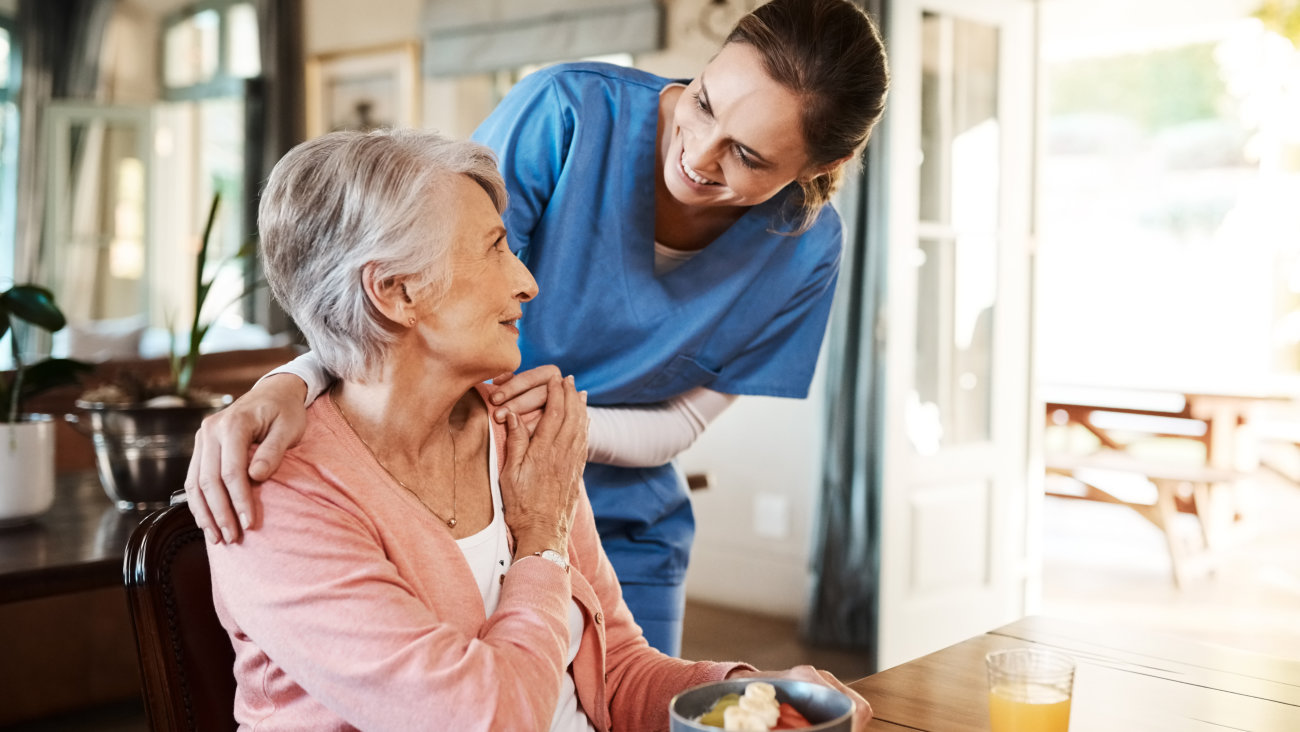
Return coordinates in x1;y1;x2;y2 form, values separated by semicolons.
532;549;569;572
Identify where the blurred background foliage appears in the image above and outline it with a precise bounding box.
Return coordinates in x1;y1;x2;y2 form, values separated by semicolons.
1255;0;1300;46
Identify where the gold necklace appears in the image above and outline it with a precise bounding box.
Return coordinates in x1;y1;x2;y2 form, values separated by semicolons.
333;394;459;529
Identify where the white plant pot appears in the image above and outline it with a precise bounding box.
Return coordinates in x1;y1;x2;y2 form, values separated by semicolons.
0;416;56;527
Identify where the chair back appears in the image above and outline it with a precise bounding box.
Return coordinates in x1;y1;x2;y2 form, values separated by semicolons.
124;503;237;731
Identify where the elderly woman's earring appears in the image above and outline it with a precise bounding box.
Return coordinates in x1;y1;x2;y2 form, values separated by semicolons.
407;317;416;327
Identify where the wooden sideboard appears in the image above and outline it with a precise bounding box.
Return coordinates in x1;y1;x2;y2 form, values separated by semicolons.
0;472;149;724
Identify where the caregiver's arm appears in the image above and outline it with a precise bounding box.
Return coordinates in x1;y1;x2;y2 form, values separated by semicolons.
586;387;736;467
184;351;328;543
489;368;736;468
196;361;735;542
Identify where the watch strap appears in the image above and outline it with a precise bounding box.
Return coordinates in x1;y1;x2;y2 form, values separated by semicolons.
532;549;569;572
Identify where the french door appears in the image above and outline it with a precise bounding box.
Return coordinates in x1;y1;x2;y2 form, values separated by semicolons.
877;0;1038;668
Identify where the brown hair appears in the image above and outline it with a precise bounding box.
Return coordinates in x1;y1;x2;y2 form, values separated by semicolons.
727;0;889;233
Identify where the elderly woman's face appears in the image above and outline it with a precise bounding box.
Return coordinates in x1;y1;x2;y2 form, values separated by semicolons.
415;175;537;378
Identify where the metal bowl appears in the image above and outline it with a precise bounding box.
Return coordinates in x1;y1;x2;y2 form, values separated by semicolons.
71;395;232;512
669;677;854;731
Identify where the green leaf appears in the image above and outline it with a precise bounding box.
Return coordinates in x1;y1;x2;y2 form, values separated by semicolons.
193;323;212;348
196;280;214;313
17;358;94;402
179;192;221;392
235;236;258;259
1;285;67;332
194;193;220;316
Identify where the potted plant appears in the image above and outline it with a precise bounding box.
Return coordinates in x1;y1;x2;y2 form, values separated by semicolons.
0;285;92;526
74;193;248;512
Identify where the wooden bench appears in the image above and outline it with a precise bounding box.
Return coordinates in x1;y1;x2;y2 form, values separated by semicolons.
1044;451;1242;588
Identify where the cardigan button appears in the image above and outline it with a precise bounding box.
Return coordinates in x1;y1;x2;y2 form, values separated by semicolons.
594;611;604;625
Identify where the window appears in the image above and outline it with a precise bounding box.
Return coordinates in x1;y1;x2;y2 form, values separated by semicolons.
0;17;18;285
162;1;259;99
157;0;259;340
1037;1;1300;386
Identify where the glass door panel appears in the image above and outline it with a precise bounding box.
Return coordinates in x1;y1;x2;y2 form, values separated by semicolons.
914;13;1002;450
914;233;997;450
879;0;1035;669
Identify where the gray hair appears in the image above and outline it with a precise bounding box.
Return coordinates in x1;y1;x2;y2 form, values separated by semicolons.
258;128;507;381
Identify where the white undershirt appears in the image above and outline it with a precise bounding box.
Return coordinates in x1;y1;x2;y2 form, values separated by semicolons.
653;240;700;275
653;81;702;279
455;424;595;732
453;430;512;616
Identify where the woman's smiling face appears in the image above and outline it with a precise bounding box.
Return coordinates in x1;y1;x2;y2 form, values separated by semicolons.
413;175;537;381
663;42;815;210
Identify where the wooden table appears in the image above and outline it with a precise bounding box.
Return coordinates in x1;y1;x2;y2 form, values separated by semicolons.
0;471;148;604
849;615;1300;731
1041;383;1294;586
0;472;151;723
1042;383;1290;472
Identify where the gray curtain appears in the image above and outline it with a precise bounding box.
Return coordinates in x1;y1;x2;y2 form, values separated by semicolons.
248;0;304;336
803;0;889;670
253;0;304;185
15;0;116;281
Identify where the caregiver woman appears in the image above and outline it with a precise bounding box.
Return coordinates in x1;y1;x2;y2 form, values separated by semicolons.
186;0;889;656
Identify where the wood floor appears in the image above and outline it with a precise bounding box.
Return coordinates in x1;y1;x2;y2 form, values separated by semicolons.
1041;464;1300;660
680;601;875;681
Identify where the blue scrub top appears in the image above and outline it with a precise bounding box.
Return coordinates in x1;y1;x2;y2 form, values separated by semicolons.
473;63;843;585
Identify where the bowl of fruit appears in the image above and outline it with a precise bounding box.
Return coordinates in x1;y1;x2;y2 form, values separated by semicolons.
669;678;854;731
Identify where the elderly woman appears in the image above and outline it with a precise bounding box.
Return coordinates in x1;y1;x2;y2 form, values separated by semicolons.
206;128;871;731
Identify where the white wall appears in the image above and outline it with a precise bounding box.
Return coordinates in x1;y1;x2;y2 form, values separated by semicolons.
303;0;423;55
303;0;830;621
303;0;746;137
678;360;829;620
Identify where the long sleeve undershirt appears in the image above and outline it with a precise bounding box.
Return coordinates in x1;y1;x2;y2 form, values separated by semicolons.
266;353;737;469
585;386;736;467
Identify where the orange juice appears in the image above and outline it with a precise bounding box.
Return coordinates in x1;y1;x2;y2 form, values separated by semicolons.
988;683;1071;732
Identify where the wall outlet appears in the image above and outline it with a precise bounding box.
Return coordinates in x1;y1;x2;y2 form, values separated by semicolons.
753;493;790;540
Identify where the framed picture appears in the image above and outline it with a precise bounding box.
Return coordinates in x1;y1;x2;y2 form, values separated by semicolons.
305;42;421;138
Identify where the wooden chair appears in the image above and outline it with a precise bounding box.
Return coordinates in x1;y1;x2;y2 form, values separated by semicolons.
124;502;237;732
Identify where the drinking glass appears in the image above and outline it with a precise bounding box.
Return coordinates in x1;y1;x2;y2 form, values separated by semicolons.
985;647;1075;732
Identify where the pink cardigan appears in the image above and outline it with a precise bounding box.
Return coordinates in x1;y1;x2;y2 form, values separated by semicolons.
207;387;749;731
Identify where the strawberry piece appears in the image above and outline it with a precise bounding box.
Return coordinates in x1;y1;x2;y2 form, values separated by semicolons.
772;702;813;729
